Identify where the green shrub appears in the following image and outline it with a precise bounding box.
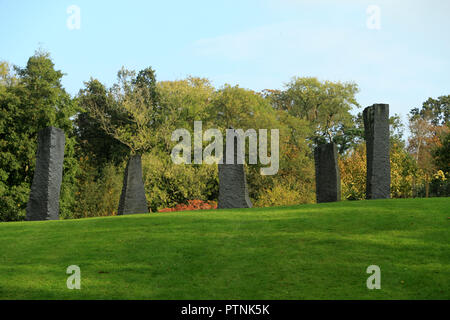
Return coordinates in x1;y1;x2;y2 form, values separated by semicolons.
142;152;218;212
254;176;314;207
69;157;123;219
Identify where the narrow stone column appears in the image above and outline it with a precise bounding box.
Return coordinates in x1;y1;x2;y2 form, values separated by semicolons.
26;127;65;221
218;131;252;209
363;103;391;199
314;142;341;203
118;154;149;215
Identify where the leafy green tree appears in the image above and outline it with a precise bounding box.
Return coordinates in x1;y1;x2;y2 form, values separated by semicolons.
408;95;449;197
76;79;129;167
410;95;449;126
209;84;278;130
0;61;17;86
332;113;364;154
433;131;450;175
264;77;360;152
156;77;215;152
0;51;80;221
0;61;7;79
82;67;159;156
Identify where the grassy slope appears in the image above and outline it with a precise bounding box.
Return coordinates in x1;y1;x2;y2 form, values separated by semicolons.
0;198;448;300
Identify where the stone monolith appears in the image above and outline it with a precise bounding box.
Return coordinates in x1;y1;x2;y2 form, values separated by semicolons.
363;103;391;199
314;142;341;203
26;127;65;221
118;154;149;215
218;131;252;209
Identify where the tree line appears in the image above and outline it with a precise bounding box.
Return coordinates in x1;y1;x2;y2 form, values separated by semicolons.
0;51;448;221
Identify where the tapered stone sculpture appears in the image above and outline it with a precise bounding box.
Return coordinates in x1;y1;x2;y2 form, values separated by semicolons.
118;154;149;215
218;131;252;209
314;143;341;203
363;103;391;199
26;127;65;221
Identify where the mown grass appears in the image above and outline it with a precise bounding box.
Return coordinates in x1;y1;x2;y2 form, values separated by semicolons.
0;198;448;299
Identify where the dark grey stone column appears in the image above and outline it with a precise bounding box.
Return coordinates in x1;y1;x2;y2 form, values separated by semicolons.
363;103;391;199
26;127;65;221
314;142;341;203
218;132;252;209
118;154;149;215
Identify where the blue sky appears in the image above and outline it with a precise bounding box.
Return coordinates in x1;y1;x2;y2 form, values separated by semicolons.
1;0;449;127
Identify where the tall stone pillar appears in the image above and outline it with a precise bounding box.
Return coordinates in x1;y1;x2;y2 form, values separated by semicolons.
218;130;252;209
314;143;341;203
26;127;65;221
363;103;391;199
118;154;149;215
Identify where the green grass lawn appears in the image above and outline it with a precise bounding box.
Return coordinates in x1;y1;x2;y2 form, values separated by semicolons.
0;198;449;300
